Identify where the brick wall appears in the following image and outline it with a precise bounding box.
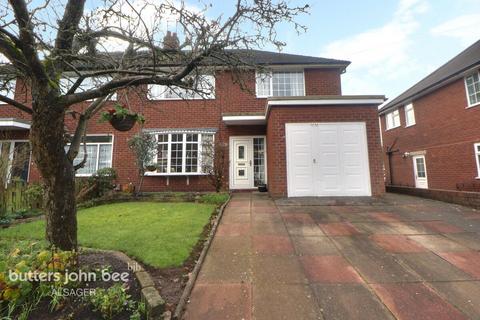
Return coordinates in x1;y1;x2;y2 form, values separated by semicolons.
266;105;385;197
380;73;480;191
0;69;342;192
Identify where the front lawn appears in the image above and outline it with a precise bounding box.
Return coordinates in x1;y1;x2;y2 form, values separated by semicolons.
0;202;216;268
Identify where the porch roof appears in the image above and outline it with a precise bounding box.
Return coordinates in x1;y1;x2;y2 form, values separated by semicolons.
222;112;266;125
0;118;31;130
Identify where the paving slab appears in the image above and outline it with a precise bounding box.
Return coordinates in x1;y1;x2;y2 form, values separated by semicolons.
394;252;472;281
221;213;251;224
408;235;469;252
386;222;433;235
319;222;361;236
352;222;400;234
292;236;340;256
252;235;294;255
253;283;320;320
251;206;278;214
437;251;480;278
332;236;421;283
309;211;344;223
370;234;427;253
427;281;480;319
419;221;464;233
370;212;403;223
252;220;289;236
252;255;308;284
216;223;251;237
196;251;251;283
209;235;252;256
312;284;394;320
443;232;480;250
300;255;363;283
371;282;468;320
184;283;251;320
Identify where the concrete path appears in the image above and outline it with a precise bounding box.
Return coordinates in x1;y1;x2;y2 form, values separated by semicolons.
183;193;480;320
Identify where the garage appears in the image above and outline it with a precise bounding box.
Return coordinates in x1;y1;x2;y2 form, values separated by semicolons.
286;122;371;197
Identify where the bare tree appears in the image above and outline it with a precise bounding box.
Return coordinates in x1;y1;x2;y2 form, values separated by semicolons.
0;0;308;250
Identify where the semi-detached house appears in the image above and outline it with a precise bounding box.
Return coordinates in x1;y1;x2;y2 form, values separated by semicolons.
0;50;385;197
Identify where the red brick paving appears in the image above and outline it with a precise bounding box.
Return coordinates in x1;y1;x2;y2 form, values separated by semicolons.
419;221;463;233
438;251;480;279
183;283;251;320
300;255;363;283
372;283;467;320
215;223;250;236
319;222;361;236
370;234;427;253
252;235;295;255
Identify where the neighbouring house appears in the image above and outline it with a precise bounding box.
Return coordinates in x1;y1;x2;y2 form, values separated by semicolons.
0;49;385;198
379;39;480;198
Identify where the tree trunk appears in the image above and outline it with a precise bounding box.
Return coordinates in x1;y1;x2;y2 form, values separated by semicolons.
30;97;78;251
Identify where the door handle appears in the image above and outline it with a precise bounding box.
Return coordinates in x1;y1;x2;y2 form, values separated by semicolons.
249;160;252;166
313;158;316;164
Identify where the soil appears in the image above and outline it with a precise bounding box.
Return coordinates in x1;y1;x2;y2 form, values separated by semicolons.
27;252;143;320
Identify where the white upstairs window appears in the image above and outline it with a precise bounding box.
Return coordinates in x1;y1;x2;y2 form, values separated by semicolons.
386;109;401;130
148;75;215;100
475;143;480;178
0;80;16;104
465;72;480;107
256;71;305;97
404;103;415;127
60;76;117;100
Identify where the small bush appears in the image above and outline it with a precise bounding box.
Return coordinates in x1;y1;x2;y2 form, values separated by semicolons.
24;184;44;210
76;168;117;203
199;193;229;205
86;283;141;320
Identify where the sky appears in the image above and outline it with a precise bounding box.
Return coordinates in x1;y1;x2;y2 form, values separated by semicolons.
206;0;480;102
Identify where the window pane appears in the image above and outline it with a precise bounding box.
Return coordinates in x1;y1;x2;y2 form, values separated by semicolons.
238;145;245;159
466;73;480;106
272;72;304;97
76;145;98;175
253;138;266;187
0;80;16;102
416;158;426;178
98;144;112;169
201;134;214;172
170;134;183;173
256;72;272;97
185;141;198;173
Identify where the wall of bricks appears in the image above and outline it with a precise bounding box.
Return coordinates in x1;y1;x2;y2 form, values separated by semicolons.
380;72;480;191
266;105;385;197
0;68;352;193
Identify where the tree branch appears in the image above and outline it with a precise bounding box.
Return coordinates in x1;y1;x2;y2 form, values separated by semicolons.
0;93;33;114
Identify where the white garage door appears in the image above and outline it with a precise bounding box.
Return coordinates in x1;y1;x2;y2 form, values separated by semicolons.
286;122;371;197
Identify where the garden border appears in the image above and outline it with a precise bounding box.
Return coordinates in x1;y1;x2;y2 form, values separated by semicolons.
83;248;166;320
172;194;231;320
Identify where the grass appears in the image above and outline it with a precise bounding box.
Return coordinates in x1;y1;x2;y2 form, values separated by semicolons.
0;202;216;268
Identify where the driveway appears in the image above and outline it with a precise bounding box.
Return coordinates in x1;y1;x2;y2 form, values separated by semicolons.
183;193;480;320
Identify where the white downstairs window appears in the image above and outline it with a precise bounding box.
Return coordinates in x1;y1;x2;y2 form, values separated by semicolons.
147;131;215;175
256;71;305;97
69;135;114;176
404;103;415;127
474;143;480;178
386;109;401;130
465;72;480;107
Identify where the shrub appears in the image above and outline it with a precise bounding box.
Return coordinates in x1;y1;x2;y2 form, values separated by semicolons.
76;168;117;203
24;184;44;210
86;283;131;320
200;193;229;205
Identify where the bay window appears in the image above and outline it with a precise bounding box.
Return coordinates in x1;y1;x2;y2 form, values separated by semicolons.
148;75;215;100
146;132;215;175
69;135;114;176
256;71;305;97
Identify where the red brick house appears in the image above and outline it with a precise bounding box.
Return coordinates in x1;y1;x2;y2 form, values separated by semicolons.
380;40;480;194
0;50;385;197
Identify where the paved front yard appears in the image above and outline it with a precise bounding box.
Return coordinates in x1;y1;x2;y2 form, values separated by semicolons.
184;193;480;320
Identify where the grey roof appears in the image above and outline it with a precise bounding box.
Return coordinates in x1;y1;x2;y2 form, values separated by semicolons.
380;39;480;113
229;49;350;66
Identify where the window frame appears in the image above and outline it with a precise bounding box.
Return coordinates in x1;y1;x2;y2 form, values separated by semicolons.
465;71;480;108
385;109;401;130
147;74;216;101
144;131;215;176
404;103;416;127
69;135;114;177
255;70;306;98
0;79;16;104
474;143;480;179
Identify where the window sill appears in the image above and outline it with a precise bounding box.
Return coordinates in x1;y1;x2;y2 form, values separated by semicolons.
147;97;215;101
405;124;416;128
144;172;208;176
385;125;401;131
466;102;480;109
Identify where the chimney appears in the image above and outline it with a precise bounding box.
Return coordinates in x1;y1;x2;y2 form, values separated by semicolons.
163;31;180;50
